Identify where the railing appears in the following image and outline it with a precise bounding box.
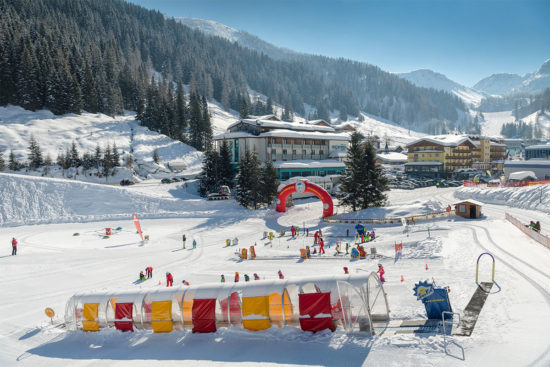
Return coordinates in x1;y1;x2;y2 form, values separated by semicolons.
324;209;455;225
505;213;550;249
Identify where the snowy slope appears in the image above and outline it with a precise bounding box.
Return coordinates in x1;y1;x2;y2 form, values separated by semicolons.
353;112;425;146
398;69;485;105
481;110;514;137
474;59;550;96
0;106;204;176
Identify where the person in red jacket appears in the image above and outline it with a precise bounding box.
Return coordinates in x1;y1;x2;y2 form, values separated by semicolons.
166;272;173;287
11;238;17;256
377;264;385;282
146;266;153;279
319;238;325;254
234;272;240;282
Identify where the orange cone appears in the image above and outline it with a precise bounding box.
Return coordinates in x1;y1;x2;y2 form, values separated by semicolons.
400;275;404;282
425;263;429;270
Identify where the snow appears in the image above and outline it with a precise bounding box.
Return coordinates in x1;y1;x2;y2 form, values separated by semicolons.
0;106;204;179
1;175;550;366
229;118;336;133
407;134;473;147
508;171;537;181
261;129;350;140
481;110;514;137
376;152;408;163
272;160;345;169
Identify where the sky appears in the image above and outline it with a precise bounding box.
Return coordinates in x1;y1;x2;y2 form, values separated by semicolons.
127;0;550;87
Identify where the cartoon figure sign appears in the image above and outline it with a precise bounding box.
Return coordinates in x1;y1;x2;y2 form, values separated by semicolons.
413;280;435;301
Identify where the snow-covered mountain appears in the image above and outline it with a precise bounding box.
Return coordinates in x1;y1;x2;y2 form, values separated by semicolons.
176;18;299;61
474;59;550;96
397;69;485;105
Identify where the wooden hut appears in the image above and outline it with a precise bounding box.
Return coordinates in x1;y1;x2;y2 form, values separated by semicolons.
454;199;483;219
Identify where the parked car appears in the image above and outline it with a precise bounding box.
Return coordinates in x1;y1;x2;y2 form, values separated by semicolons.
161;178;171;184
119;179;135;186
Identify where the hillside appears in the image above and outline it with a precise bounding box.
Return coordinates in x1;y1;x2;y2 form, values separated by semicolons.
398;69;484;106
0;105;203;178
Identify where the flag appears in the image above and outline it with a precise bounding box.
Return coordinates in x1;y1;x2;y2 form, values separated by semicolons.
133;214;143;240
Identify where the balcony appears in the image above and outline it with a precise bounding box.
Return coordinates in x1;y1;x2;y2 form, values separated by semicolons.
267;144;282;149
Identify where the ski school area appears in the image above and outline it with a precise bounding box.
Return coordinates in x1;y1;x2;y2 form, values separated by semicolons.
1;174;550;366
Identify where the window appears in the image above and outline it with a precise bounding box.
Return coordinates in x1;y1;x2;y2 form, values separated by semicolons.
302;150;306;155
320;150;324;156
292;150;297;155
291;172;301;177
302;171;311;176
282;149;287;155
319;171;326;177
281;172;290;180
458;204;466;213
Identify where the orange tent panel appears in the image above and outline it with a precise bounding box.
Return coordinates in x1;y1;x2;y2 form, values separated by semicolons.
82;303;99;332
151;301;173;333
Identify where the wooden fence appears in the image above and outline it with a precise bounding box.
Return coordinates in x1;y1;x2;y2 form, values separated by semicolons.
323;210;455;225
505;213;550;250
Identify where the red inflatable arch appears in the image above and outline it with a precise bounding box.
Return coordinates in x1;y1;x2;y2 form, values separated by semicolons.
276;180;333;217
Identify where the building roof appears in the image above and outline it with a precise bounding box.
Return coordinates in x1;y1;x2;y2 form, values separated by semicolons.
404;161;443;166
504;160;550;167
508;171;537;181
454;199;484;206
376;152;408;162
213;132;255;140
272;160;346;169
525;143;550;150
228;118;336;133
406;135;475;148
261;129;350;141
490;142;507;147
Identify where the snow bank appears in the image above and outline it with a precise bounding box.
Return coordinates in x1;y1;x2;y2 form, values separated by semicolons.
333;200;446;219
0;173;201;226
456;184;550;214
400;237;442;259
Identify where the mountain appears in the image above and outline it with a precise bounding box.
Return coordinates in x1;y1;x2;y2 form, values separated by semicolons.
474;59;550;96
176;18;299;61
397;69;484;106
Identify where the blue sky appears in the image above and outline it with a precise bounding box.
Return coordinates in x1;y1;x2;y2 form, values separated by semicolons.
128;0;550;87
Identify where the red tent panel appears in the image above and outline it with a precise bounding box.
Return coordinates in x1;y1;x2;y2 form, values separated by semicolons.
299;292;335;332
192;298;217;333
114;302;134;332
219;292;241;323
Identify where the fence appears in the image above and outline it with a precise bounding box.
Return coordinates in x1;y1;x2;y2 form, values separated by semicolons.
324;210;455;225
464;179;550;188
505;213;550;250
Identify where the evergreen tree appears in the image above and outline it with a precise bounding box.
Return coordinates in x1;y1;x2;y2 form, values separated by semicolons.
359;142;388;208
8;150;20;171
125;154;134;169
112;143;120;167
103;144;113;177
44;154;53;166
219;140;235;188
0;150;5;171
152;148;160;164
27;135;43;169
340;132;365;211
235;150;262;209
188;88;203;150
69;141;81;168
175;80;187;140
198;150;221;197
94;145;102;170
259;159;279;206
240;97;249;119
201;96;213;151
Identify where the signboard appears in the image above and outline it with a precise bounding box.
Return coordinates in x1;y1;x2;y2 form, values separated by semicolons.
413;281;453;320
45;307;55;318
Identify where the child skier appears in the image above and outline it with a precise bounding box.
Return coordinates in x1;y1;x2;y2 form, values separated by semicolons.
319;238;325;254
182;280;190;286
244;274;250;282
182;234;186;249
193;239;197;249
253;273;260;280
234;272;240;282
221;274;225;283
11;238;17;256
166;272;174;287
278;270;284;279
139;271;146;281
377;264;385;282
291;226;296;237
345;242;349;255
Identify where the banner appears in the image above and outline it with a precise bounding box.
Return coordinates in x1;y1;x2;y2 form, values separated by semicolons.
133;214;143;240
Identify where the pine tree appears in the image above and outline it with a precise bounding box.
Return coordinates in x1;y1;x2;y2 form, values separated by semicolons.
70;141;81;168
125;154;134;169
259;159;279;206
8;150;20;171
152;149;160;164
27;135;43;169
103;144;113;177
240;97;249;119
112;143;120;167
0;150;5;171
198;150;221;197
340;132;365;212
201;96;213;151
359;142;388;208
219;140;235;188
94;145;102;170
235;150;262;209
188;88;203;150
175;81;187;140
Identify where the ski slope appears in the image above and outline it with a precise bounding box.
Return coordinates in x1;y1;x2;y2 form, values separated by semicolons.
1;176;550;366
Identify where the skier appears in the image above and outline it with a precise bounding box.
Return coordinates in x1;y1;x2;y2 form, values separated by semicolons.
306;228;309;237
234;272;240;282
146;266;153;279
319;238;325;254
534;221;541;233
314;231;319;245
166;272;174;287
343;267;349;274
377;264;385;282
221;274;225;283
345;242;349;255
233;237;239;246
278;270;284;279
335;242;341;255
139;271;146;281
253;273;260;280
291;225;295;238
244;274;250;282
11;237;17;256
182;280;190;286
182;234;186;249
193;239;197;249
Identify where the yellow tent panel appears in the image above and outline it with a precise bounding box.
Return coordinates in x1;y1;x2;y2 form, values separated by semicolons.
182;299;193;322
82;303;99;332
242;296;270;331
268;292;292;324
151;301;173;333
